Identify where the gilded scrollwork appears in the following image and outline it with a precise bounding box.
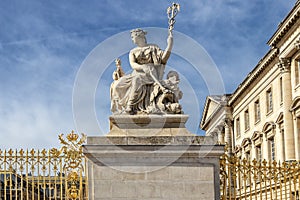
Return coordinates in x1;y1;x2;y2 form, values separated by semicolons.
58;130;86;200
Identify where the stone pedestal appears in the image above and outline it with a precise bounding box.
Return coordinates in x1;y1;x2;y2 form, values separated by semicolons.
108;114;192;136
83;115;224;200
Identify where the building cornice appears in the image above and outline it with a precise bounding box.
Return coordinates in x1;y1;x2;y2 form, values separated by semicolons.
228;48;279;106
267;2;300;47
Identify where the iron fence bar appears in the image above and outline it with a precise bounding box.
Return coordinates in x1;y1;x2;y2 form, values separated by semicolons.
60;159;63;200
227;158;230;199
289;167;292;199
9;153;12;200
25;150;29;200
237;159;241;199
38;150;41;200
232;159;237;200
14;150;16;200
20;151;24;200
248;161;252;200
47;151;50;200
269;163;272;200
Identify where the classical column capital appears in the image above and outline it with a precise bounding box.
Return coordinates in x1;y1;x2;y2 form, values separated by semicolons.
223;118;232;128
215;125;224;133
209;132;218;137
294;38;300;51
278;57;291;73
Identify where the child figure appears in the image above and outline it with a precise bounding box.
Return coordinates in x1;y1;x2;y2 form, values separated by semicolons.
163;70;183;103
155;70;183;114
110;58;125;113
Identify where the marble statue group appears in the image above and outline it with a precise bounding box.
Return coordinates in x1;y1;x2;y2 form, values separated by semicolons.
110;3;183;115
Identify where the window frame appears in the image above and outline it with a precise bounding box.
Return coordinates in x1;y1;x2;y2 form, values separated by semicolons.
266;88;273;114
254;99;261;123
244;109;250;131
236;117;241;138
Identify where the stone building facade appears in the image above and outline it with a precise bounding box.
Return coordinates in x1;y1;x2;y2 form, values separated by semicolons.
200;1;300;162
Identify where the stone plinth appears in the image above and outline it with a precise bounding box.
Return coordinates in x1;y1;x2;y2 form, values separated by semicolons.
108;114;193;136
84;135;224;200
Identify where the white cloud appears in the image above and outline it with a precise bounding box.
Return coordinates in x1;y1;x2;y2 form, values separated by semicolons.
0;99;74;149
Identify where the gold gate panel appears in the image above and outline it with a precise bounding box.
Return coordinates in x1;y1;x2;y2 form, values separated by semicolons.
0;131;88;200
220;154;300;200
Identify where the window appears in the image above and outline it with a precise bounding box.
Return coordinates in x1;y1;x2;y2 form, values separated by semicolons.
269;137;275;161
295;59;300;86
254;99;261;122
244;109;250;131
256;145;262;162
280;77;283;103
266;88;273;113
236;118;241;137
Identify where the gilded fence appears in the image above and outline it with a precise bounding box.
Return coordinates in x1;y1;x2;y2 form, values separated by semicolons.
220;154;300;200
0;131;88;200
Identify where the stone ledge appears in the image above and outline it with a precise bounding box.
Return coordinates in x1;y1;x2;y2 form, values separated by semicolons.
83;145;225;159
108;114;195;136
83;144;224;167
109;114;189;129
84;136;224;166
87;135;217;145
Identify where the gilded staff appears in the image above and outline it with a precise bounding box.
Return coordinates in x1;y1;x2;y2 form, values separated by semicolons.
167;2;180;32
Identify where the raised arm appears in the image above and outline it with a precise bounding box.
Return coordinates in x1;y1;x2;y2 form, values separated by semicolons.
161;32;173;64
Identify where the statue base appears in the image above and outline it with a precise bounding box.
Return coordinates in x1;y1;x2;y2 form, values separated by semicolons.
83;135;224;200
108;114;193;136
83;114;224;199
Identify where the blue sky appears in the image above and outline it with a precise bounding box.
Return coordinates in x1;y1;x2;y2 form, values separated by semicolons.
0;0;296;149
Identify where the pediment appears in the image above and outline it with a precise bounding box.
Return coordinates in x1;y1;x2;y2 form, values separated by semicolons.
200;96;224;130
251;131;262;141
241;138;251;147
290;96;300;111
262;122;276;133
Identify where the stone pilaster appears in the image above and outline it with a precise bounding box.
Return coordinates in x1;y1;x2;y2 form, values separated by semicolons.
292;113;300;160
224;119;233;156
251;142;256;161
278;58;295;160
216;125;224;144
263;132;269;160
277;125;285;162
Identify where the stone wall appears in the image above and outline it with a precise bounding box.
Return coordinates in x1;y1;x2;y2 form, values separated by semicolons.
84;136;224;200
